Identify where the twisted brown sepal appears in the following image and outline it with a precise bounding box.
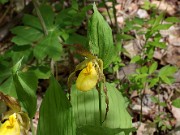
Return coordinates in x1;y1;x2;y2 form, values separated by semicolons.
0;92;21;113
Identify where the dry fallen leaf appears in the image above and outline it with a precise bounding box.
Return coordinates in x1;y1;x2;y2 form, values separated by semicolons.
152;0;177;15
133;122;156;135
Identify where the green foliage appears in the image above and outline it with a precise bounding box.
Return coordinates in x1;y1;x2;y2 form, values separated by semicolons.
141;0;156;10
0;76;16;98
12;59;38;118
29;66;51;79
0;58;38;118
11;26;43;46
37;76;76;135
71;82;132;135
0;0;8;4
158;65;177;85
11;5;62;61
149;62;158;74
172;98;180;108
165;17;180;23
88;4;117;69
77;125;135;135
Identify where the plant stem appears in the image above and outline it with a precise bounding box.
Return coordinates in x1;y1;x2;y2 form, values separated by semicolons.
140;83;147;122
98;82;103;126
112;0;118;34
31;119;35;135
32;0;48;36
102;0;113;27
140;92;143;122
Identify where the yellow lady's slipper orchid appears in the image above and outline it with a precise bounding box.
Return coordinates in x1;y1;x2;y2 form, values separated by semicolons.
76;62;98;91
0;113;20;135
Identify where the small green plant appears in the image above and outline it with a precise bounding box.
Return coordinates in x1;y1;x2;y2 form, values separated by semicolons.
116;2;179;133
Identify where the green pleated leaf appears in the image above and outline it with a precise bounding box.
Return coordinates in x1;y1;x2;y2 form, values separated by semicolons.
0;76;17;98
39;4;55;28
0;62;11;83
165;17;180;23
13;71;38;118
149;62;158;74
172;98;180;108
29;66;51;79
22;14;42;30
71;82;132;135
88;4;116;68
11;26;43;46
37;76;76;135
77;125;135;135
33;30;62;61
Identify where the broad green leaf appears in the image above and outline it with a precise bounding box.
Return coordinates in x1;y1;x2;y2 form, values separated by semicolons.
12;57;23;74
135;73;148;80
13;71;37;118
153;13;164;27
149;62;158;74
130;55;141;63
165;17;180;23
0;76;17;98
10;45;33;65
39;4;55;28
141;0;156;10
159;65;177;77
65;33;88;47
71;0;78;10
37;76;76;135
140;66;148;74
88;4;116;68
147;41;166;49
33;31;62;61
71;82;132;135
172;98;180;108
160;75;172;85
151;96;159;103
118;34;134;40
133;17;144;25
0;63;11;83
149;77;159;87
55;8;75;27
152;24;172;31
11;26;43;46
22;14;42;30
77;125;135;135
29;66;51;79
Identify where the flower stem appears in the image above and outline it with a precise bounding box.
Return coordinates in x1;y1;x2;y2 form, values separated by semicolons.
31;119;35;135
98;82;103;126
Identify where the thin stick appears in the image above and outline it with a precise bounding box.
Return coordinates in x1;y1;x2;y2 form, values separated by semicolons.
102;0;113;27
32;0;48;36
112;0;118;34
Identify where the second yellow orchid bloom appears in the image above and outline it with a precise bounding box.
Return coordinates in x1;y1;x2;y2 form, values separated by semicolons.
0;113;20;135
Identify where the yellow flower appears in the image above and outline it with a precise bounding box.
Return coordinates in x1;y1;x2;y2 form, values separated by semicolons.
76;62;98;91
0;113;20;135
